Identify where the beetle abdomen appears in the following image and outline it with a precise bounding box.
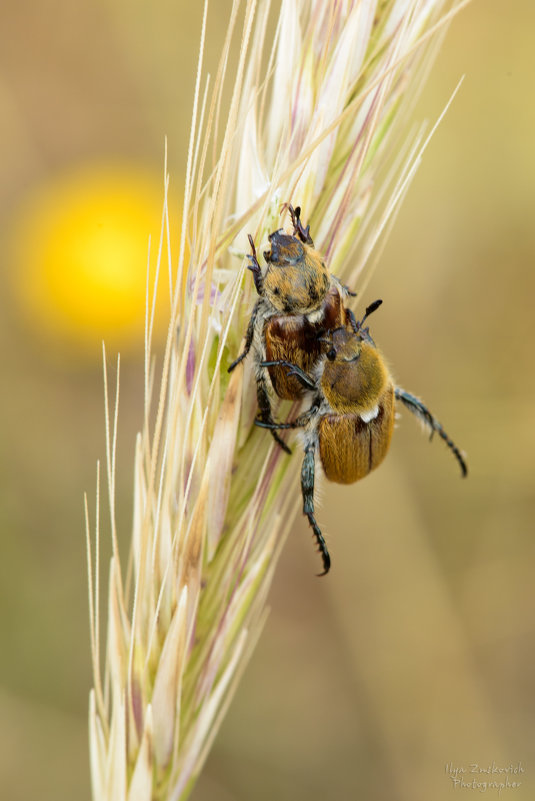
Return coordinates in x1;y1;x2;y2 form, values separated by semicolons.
318;385;395;483
264;316;317;398
264;287;349;399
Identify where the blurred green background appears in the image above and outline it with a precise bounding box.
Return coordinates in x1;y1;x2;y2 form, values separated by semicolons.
1;1;534;800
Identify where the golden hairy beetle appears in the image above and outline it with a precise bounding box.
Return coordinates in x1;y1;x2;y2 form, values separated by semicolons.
258;300;468;575
228;205;356;453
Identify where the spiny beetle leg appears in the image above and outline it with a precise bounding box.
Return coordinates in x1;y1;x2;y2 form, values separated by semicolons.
260;360;316;391
301;445;330;576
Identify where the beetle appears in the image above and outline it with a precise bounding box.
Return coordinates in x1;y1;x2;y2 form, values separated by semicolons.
228;205;356;453
257;300;468;575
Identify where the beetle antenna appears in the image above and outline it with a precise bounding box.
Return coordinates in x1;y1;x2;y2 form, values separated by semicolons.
358;298;382;328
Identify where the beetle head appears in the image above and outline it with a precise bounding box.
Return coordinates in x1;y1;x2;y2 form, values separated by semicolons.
323;327;362;363
264;230;305;267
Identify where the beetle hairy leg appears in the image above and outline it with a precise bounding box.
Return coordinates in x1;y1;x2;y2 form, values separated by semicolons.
228;300;260;373
394;387;468;477
301;444;330;576
331;274;357;297
256;369;292;454
260;360;315;391
254;406;315;431
346;308;359;333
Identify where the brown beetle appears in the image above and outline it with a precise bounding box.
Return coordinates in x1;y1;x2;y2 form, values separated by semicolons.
259;300;468;574
228;205;356;453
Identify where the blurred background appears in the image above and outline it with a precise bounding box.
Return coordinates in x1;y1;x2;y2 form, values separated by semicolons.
1;1;534;799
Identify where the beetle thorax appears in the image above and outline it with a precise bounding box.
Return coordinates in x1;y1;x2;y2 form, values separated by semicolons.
262;231;330;314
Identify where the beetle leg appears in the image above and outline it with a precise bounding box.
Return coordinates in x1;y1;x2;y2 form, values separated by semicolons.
228;300;260;372
254;406;316;430
301;443;331;576
394;387;468;477
394;388;434;430
247;234;264;296
331;274;357;297
346;308;359;334
260;360;316;391
256;369;292;454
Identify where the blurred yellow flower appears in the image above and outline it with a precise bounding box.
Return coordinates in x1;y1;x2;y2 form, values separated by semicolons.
11;163;177;356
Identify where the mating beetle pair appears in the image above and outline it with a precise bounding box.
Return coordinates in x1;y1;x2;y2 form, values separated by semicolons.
228;205;356;453
229;206;467;575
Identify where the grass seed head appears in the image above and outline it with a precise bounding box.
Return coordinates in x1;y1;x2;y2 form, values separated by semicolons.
87;1;468;799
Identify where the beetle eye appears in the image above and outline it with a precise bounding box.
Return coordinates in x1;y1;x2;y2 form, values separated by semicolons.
326;347;336;361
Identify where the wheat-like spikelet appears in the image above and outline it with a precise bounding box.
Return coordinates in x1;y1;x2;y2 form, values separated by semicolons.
86;1;469;798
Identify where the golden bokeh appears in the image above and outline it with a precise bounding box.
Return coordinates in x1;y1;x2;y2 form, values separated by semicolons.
10;164;172;355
